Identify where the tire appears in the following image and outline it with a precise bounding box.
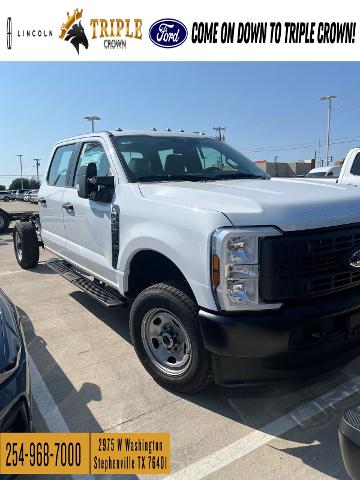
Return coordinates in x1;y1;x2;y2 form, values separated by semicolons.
0;209;10;233
130;282;213;393
13;221;39;269
3;196;10;202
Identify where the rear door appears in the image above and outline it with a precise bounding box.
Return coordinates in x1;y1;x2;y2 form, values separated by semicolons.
39;143;77;256
62;139;117;284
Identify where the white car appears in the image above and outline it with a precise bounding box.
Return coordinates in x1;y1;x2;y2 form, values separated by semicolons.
12;130;360;393
306;166;341;179
0;190;11;202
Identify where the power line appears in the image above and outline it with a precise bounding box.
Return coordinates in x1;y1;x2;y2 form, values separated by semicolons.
0;174;43;178
239;136;360;154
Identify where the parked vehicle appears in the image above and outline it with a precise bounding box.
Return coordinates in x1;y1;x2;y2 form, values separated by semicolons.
23;191;30;202
15;189;31;201
29;190;39;204
10;190;18;200
0;289;31;432
0;190;12;202
339;405;360;480
12;130;360;393
306;166;341;178
0;208;36;234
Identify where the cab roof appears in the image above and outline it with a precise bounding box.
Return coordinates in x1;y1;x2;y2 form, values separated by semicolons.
57;130;210;144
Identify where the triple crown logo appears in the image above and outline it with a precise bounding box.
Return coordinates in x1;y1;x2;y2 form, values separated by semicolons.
59;9;88;54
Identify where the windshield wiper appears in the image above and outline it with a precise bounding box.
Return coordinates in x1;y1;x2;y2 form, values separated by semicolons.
136;174;213;182
136;172;268;183
208;173;267;180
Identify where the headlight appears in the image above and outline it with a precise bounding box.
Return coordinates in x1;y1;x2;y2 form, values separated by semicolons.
211;227;282;311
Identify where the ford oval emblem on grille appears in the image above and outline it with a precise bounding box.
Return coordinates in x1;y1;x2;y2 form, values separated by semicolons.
349;248;360;269
149;19;188;48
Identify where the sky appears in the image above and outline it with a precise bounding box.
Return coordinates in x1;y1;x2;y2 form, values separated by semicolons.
0;61;359;186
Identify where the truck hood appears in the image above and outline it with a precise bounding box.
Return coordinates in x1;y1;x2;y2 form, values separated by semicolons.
139;178;360;231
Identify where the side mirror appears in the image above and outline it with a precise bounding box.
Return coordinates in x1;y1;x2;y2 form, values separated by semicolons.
88;176;114;188
77;162;97;199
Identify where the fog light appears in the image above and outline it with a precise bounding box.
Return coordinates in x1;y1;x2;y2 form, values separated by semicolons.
227;279;259;304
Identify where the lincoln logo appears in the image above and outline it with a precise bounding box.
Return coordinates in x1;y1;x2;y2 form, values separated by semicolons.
349;248;360;269
7;17;12;50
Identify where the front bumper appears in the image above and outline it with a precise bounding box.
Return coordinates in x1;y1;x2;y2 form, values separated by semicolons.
199;286;360;386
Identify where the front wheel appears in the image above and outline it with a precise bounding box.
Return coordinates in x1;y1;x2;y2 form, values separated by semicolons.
129;282;213;393
3;196;10;202
13;222;39;269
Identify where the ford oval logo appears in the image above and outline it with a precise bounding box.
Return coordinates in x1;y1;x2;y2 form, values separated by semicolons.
149;18;188;48
349;248;360;269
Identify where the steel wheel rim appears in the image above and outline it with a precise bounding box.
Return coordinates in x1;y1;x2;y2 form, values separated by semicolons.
141;308;192;376
15;231;22;261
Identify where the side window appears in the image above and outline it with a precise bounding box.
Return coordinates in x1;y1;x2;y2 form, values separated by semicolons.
47;144;76;187
159;149;174;168
350;153;360;176
198;146;225;170
73;142;112;186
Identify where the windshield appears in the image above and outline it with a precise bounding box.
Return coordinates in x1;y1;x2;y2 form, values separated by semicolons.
326;166;341;177
112;135;268;182
306;171;327;178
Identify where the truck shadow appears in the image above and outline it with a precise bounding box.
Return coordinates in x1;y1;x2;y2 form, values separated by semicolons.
64;291;360;479
17;306;139;480
69;291;132;344
185;363;360;479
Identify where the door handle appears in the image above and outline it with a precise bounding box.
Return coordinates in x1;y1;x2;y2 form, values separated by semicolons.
62;202;74;211
38;197;46;205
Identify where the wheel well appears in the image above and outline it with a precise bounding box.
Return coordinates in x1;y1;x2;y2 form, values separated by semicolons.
126;250;194;300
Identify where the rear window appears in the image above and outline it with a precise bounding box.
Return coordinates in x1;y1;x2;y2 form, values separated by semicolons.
350;153;360;176
47;144;76;187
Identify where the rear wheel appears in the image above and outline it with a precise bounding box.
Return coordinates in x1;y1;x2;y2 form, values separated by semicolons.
0;209;10;234
13;222;39;269
3;196;10;202
130;282;213;393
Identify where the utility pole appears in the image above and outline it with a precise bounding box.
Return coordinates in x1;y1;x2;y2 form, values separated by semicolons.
33;158;41;181
274;155;279;177
17;154;23;189
213;126;226;142
320;95;337;166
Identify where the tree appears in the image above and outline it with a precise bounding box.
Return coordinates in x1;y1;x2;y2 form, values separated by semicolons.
0;185;6;190
8;177;41;190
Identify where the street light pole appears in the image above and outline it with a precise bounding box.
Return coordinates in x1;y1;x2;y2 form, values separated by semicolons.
84;115;101;133
17;154;23;189
320;95;337;166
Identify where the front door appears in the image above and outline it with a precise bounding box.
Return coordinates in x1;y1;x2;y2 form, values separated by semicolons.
39;143;77;256
62;140;117;285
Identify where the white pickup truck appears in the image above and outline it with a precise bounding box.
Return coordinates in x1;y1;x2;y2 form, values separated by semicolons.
305;148;360;185
12;131;360;393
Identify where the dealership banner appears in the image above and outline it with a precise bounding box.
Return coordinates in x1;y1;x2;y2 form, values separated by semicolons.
1;0;359;61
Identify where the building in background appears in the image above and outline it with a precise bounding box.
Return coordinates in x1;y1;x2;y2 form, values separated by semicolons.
254;159;315;177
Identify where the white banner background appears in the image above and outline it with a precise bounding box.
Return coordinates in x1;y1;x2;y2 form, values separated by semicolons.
0;0;359;61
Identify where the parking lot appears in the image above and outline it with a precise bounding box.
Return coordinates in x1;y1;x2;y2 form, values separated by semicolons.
1;201;360;479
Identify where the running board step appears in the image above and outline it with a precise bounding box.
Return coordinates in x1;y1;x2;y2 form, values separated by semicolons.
47;259;126;308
